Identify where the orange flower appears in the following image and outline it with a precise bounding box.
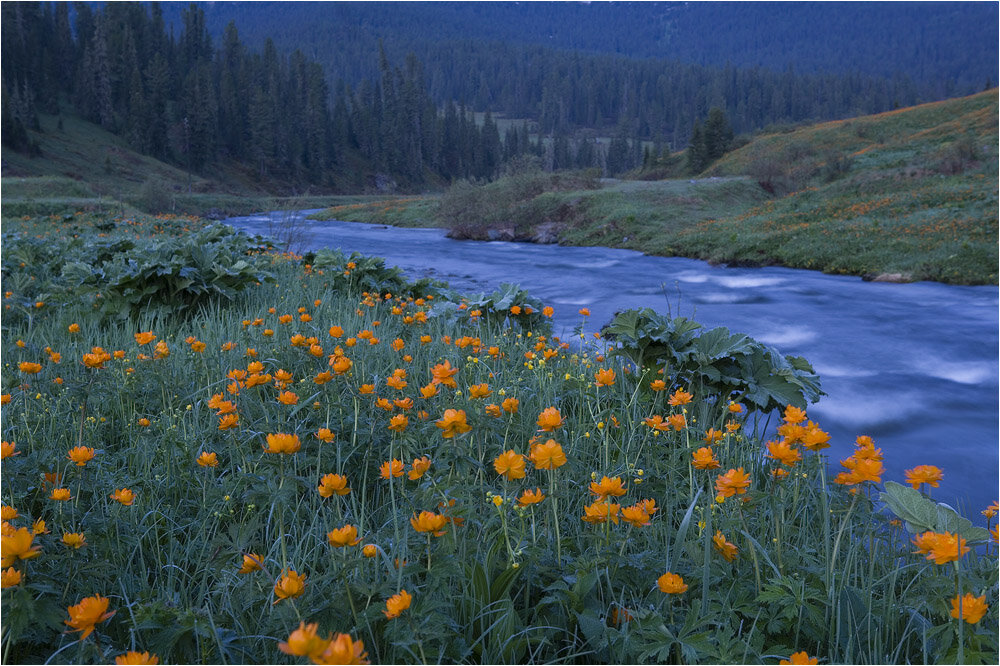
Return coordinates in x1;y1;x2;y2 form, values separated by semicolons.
218;413;239;430
18;361;42;374
1;505;17;521
110;488;135;506
0;441;16;459
668;389;693;406
153;340;169;359
329;325;344;338
359;383;376;395
502;397;519;413
905;465;943;489
276;390;299;405
1;526;41;566
779;652;818;665
65;594;115;639
926;532;969;565
383;589;412;619
1;568;22;589
379;459;405;479
314;371;333;384
578;308;591;316
331;356;353;374
430;360;459;387
316;428;336;443
950;593;989;624
273;569;307;604
529;439;567;470
134;332;156;345
536;406;564;432
31;518;48;535
981;501;999;519
318;473;351;497
419;383;439;399
315;633;369;665
702;428;724;445
692;447;720;470
713;530;738;562
620;504;652;528
666;413;686;430
327;525;361;548
410;510;448;536
485;403;502;417
581;499;620;525
68;323;81;333
543;306;554;317
238;553;263;574
766;440;802;467
834;457;883;486
594;368;616;387
386;374;408;390
362;544;377;558
494;450;527;480
801;423;830;451
436;409;472;438
67;445;96;466
113;651;159;665
62;532;87;549
657;572;688;594
278;621;329;659
50;487;72;501
783;405;807;424
589;476;627;498
197;451;218;467
715;467;751;499
517;488;546;506
650;379;666;391
468;383;491;398
263;433;301;454
408;456;432;481
387;414;409;433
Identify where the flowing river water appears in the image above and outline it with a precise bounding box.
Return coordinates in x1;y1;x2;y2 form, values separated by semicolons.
226;211;999;514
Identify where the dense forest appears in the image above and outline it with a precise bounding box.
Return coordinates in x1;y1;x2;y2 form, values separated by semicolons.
3;1;996;190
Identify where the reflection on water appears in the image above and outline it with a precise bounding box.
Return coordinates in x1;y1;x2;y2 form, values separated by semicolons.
227;212;1000;513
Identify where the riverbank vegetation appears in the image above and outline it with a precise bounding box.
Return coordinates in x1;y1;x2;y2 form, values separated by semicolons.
315;90;998;285
2;214;996;664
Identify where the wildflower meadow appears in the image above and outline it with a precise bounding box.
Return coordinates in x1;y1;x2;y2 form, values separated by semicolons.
1;213;997;664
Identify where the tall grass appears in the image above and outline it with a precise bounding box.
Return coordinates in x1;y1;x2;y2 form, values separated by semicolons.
1;214;996;664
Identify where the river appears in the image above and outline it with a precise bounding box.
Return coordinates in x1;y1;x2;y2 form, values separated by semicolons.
226;211;999;515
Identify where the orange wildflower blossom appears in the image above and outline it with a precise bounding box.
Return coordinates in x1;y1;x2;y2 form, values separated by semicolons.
110;488;135;506
703;428;724;445
589;476;627;499
950;593;989;624
1;441;17;459
766;440;802;467
65;594;115;639
18;361;42;374
115;651;160;665
713;530;739;562
485;403;502;417
62;532;87;549
1;526;41;566
2;568;23;588
833;457;883;486
779;652;818;665
436;409;472;438
502;397;519;413
657;572;688;594
667;413;686;430
197;451;219;467
273;569;307;604
905;465;943;489
783;405;807;424
384;589;412;619
278;622;329;660
581;499;620;525
800;421;830;451
318;473;351;497
408;456;432;481
387;414;409;433
643;415;670;432
380;459;405;479
316;428;336;443
419;383;439;398
594;368;616;387
529;439;567;470
218;413;239;430
668;389;693;406
314;633;369;665
363;544;378;558
650;379;667;391
692;446;721;470
276;390;299;405
536;406;564;432
327;525;361;548
468;383;491;398
494;450;527;480
238;553;264;574
517;488;546;506
134;331;156;345
410;510;449;536
621;504;653;528
263;433;301;454
715;467;751;500
67;445;96;466
912;531;970;565
430;360;460;387
50;488;72;501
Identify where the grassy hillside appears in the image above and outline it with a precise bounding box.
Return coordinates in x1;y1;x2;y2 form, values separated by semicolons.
316;90;998;285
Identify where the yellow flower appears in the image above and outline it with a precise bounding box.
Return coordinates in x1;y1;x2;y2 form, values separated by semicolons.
408;456;432;481
493;450;527;480
362;544;378;558
263;433;301;454
657;572;688;594
50;487;72;501
273;569;307;604
410;510;448;536
238;553;263;574
67;445;96;466
779;652;818;665
115;651;160;664
62;532;87;549
383;589;412;619
110;488;135;506
950;593;989;624
197;451;219;467
64;594;115;639
327;525;361;548
380;459;405;480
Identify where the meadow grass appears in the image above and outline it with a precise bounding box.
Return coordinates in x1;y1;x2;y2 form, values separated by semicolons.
1;214;997;664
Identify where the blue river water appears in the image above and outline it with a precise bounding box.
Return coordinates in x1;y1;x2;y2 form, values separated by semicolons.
226;211;999;516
